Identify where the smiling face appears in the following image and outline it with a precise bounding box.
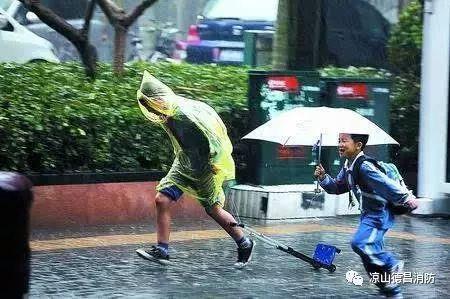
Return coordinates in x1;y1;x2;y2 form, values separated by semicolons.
338;133;363;159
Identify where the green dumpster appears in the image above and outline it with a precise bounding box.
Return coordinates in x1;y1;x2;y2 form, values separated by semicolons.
320;77;393;176
245;70;322;185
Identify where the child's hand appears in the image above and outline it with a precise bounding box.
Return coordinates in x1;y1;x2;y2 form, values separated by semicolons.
314;164;326;181
404;194;419;211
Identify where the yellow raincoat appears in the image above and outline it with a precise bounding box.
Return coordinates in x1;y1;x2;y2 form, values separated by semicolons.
137;71;235;209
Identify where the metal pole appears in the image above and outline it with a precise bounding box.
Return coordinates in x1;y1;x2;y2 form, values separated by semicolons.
315;133;323;193
418;0;450;201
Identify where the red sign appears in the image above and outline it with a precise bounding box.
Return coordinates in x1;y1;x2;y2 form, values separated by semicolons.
277;145;306;159
267;76;299;92
336;83;368;99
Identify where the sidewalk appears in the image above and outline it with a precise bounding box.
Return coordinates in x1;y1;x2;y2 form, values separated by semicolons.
29;215;449;298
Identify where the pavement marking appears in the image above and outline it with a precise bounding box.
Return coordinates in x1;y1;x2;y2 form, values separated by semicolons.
31;223;450;252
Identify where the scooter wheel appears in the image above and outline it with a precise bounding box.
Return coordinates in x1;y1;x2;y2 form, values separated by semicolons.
328;264;336;272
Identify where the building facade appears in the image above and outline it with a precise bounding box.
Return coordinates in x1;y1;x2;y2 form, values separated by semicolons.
417;0;450;214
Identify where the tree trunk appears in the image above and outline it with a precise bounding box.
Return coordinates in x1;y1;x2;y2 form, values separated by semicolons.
290;0;324;69
272;0;289;70
97;0;159;75
113;25;127;74
78;44;98;79
272;0;326;71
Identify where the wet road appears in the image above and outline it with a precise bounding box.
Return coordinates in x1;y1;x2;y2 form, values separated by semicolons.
29;215;449;298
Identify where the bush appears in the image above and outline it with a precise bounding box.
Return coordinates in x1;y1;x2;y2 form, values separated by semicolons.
1;61;413;182
387;0;422;77
0;62;249;173
319;66;392;79
387;0;423;189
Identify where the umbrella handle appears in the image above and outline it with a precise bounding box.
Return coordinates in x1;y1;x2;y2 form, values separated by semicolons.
317;133;322;165
315;134;323;194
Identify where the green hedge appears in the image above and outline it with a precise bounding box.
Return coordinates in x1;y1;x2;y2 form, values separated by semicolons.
0;62;250;173
1;62;403;177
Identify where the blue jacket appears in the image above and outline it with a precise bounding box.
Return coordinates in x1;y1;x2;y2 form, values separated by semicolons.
320;152;410;229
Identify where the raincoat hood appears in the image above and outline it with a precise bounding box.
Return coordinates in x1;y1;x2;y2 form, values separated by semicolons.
137;70;177;123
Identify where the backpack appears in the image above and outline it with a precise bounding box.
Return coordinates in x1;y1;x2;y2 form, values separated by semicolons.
351;155;413;215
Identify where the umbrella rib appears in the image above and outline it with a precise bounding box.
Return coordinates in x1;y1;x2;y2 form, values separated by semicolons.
283;136;291;146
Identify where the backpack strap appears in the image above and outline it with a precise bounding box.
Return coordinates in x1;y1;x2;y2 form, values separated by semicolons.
347;155;383;210
351;154;385;189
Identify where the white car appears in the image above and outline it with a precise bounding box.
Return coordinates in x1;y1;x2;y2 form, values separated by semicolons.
0;7;59;63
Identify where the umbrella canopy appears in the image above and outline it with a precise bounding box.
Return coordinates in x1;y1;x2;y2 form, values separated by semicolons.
242;106;399;146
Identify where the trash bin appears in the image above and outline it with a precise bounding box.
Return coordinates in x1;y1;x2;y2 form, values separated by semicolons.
0;172;33;297
320;77;392;175
245;70;322;185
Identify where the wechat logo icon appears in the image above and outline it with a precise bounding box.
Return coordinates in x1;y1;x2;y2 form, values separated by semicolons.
346;270;364;286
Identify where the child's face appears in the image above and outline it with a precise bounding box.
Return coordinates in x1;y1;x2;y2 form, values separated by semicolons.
338;133;362;159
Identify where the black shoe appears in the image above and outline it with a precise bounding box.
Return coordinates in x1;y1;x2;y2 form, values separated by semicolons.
136;246;170;265
234;239;255;268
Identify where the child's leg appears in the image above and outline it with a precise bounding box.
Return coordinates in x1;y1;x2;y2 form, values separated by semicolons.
351;221;403;296
155;192;176;245
206;204;254;267
136;188;181;263
155;186;183;251
351;223;398;276
201;179;248;245
206;204;244;241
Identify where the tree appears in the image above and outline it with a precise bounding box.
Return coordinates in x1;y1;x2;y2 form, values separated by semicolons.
19;0;98;78
96;0;159;74
387;0;423;191
388;0;422;77
272;0;326;70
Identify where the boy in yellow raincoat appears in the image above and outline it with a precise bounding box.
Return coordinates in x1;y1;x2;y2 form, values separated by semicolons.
135;71;254;268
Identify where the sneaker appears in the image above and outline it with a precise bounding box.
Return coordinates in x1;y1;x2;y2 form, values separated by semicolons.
234;239;255;269
136;246;170;265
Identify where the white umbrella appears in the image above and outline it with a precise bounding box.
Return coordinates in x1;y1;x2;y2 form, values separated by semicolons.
242;106;398;192
242;106;399;146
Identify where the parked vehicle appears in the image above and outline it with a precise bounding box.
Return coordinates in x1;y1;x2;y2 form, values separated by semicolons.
128;22;183;63
185;0;276;65
1;0;121;62
0;8;59;63
185;0;390;68
148;22;182;62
